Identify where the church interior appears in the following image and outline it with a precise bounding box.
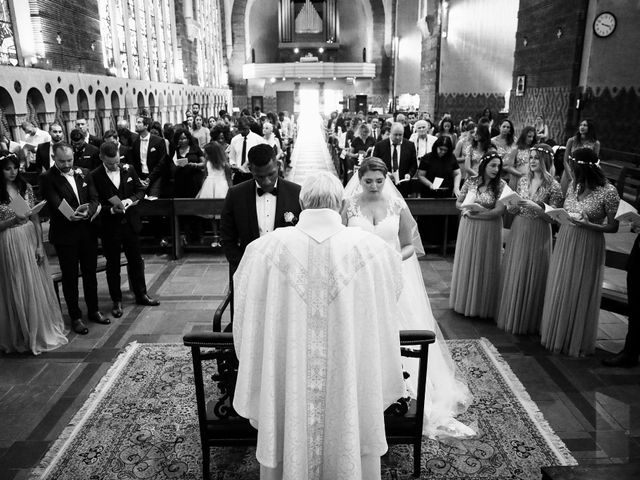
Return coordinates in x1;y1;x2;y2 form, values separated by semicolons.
1;0;639;479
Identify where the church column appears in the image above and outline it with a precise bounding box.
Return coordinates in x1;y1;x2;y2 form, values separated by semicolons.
418;0;441;116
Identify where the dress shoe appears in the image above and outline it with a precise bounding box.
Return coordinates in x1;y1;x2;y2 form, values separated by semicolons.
72;318;89;335
602;352;639;368
111;301;123;318
136;294;160;306
88;311;111;325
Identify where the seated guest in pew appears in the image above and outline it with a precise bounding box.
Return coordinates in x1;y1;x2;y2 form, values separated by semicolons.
540;147;619;357
233;172;405;480
496;144;563;335
221;143;302;274
39;142;111;335
372;122;418;197
603;215;640;367
69;128;101;171
0;151;68;354
450;152;506;318
90;142;159;319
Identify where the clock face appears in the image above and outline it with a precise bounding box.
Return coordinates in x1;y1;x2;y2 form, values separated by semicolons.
594;12;616;38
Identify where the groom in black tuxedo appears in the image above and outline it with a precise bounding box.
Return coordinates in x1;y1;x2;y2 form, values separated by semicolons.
221;143;302;273
90;142;160;318
39;142;110;334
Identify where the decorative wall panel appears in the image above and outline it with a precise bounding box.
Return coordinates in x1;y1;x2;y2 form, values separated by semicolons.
509;86;571;144
437;93;504;124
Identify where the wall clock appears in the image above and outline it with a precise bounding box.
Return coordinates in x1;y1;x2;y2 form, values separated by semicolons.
593;12;616;38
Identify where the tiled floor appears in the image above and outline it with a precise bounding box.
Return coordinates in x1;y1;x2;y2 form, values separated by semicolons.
1;249;638;479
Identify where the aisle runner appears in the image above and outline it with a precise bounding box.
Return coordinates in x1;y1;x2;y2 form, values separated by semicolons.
31;339;576;480
287;113;337;185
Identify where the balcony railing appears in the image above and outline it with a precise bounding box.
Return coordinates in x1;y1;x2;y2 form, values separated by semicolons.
242;62;376;80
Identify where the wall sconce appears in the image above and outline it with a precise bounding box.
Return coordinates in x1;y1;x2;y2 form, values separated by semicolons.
318;47;324;54
523;37;528;47
91;42;95;51
556;27;563;38
56;33;62;45
293;47;299;54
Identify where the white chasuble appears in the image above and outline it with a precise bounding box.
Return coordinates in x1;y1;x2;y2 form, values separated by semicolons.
233;209;405;480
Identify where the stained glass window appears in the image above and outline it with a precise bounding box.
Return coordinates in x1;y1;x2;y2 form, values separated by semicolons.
127;0;140;78
114;0;128;77
97;0;115;70
135;1;149;80
0;0;18;66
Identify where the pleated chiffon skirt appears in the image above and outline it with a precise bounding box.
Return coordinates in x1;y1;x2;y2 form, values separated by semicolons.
540;225;605;357
449;216;502;318
0;223;68;355
497;216;552;334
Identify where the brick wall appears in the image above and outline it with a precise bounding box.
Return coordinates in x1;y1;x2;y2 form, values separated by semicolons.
437;93;505;125
509;0;589;142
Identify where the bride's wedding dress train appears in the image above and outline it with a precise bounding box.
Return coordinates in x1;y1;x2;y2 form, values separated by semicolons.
344;196;475;438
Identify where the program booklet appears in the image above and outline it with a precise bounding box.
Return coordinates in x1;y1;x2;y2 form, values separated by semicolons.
615;199;640;224
498;184;522;207
460;190;487;212
544;204;573;225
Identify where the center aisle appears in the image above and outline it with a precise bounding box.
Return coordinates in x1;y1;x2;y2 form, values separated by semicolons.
286;112;337;185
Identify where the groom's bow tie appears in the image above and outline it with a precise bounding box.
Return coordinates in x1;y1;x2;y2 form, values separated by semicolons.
257;187;277;197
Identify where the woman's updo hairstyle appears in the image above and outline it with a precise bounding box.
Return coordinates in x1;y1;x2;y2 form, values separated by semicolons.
358;157;388;179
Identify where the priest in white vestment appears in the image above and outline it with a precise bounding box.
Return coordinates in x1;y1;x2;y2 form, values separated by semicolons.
232;172;406;480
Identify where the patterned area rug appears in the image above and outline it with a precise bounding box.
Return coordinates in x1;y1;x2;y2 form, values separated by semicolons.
30;339;576;480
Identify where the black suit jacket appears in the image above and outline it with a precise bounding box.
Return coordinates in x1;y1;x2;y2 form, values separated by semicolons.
372;138;418;179
73;144;101;170
221;178;302;271
39;167;100;245
118;145;133;165
90;164;146;234
32;142;53;172
131;134;171;197
88;134;102;149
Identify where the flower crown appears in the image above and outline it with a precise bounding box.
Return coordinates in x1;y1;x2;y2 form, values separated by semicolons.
569;155;601;167
530;146;551;155
481;151;501;163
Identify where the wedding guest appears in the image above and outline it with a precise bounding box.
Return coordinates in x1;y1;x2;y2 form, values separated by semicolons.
116;119;138;149
262;121;283;165
131;116;171;198
0;151;68;354
450;152;506;318
535;114;549;142
491;119;516;159
90;142;159;319
75;117;102;148
171;129;205;198
562;118;600;190
69;128;100;170
33;123;65;172
462;124;492;178
21;121;51;147
39;143;110;334
233;172;405;479
409;120;438;161
504;126;537;190
417;136;461;198
149;121;171;155
496;144;563;334
603;216;640;367
438;117;458;147
540;147;619;357
191;114;209;149
102;129;132;165
220;143;301;273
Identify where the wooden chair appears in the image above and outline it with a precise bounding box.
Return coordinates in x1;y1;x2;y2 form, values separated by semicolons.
183;329;435;479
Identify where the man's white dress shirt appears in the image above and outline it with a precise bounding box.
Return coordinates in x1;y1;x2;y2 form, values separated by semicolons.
255;180;277;236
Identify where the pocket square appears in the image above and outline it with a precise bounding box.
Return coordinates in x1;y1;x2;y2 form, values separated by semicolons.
82;183;87;187
83;156;91;159
127;177;132;183
150;147;156;152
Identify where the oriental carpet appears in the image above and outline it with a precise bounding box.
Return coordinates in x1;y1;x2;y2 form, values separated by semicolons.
29;339;576;480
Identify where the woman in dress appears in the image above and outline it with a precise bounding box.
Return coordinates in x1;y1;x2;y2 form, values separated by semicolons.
504;126;537;190
462;123;492;178
491;118;516;159
0;151;68;355
534;114;549;143
450;152;506;318
262;121;284;168
417;136;461;199
191;115;209;149
540;147;619;357
342;157;474;438
197;142;232;247
497;144;563;334
349;123;375;161
438;117;458;147
562;118;601;190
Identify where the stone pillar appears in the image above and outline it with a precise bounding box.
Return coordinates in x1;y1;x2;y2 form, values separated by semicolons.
101;109;113;133
418;5;441;117
43;112;57;132
12;114;27;142
65;112;78;142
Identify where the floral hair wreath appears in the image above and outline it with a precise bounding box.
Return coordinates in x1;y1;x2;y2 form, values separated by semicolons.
480;151;502;163
569;155;601;168
529;146;551;155
0;152;18;161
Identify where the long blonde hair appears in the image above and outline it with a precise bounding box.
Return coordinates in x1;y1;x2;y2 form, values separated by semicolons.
527;143;554;188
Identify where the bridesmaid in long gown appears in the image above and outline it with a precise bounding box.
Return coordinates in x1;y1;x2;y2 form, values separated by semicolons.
0;151;68;355
497;144;563;334
342;157;474;438
540;147;619;357
450;151;506;318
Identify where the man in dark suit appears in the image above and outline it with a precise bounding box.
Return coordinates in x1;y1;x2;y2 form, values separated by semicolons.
372;122;418;196
221;143;302;273
130;116;171;197
70;128;101;170
91;142;160;318
116;119;139;149
39;142;111;334
32;122;65;172
76;117;102;148
103;129;133;165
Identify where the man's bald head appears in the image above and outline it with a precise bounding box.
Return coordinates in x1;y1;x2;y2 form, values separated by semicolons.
390;122;404;145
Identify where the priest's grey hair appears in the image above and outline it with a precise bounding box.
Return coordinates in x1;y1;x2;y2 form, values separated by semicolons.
299;172;344;211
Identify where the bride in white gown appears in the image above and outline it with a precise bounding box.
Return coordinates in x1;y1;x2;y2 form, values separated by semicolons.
341;157;475;439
